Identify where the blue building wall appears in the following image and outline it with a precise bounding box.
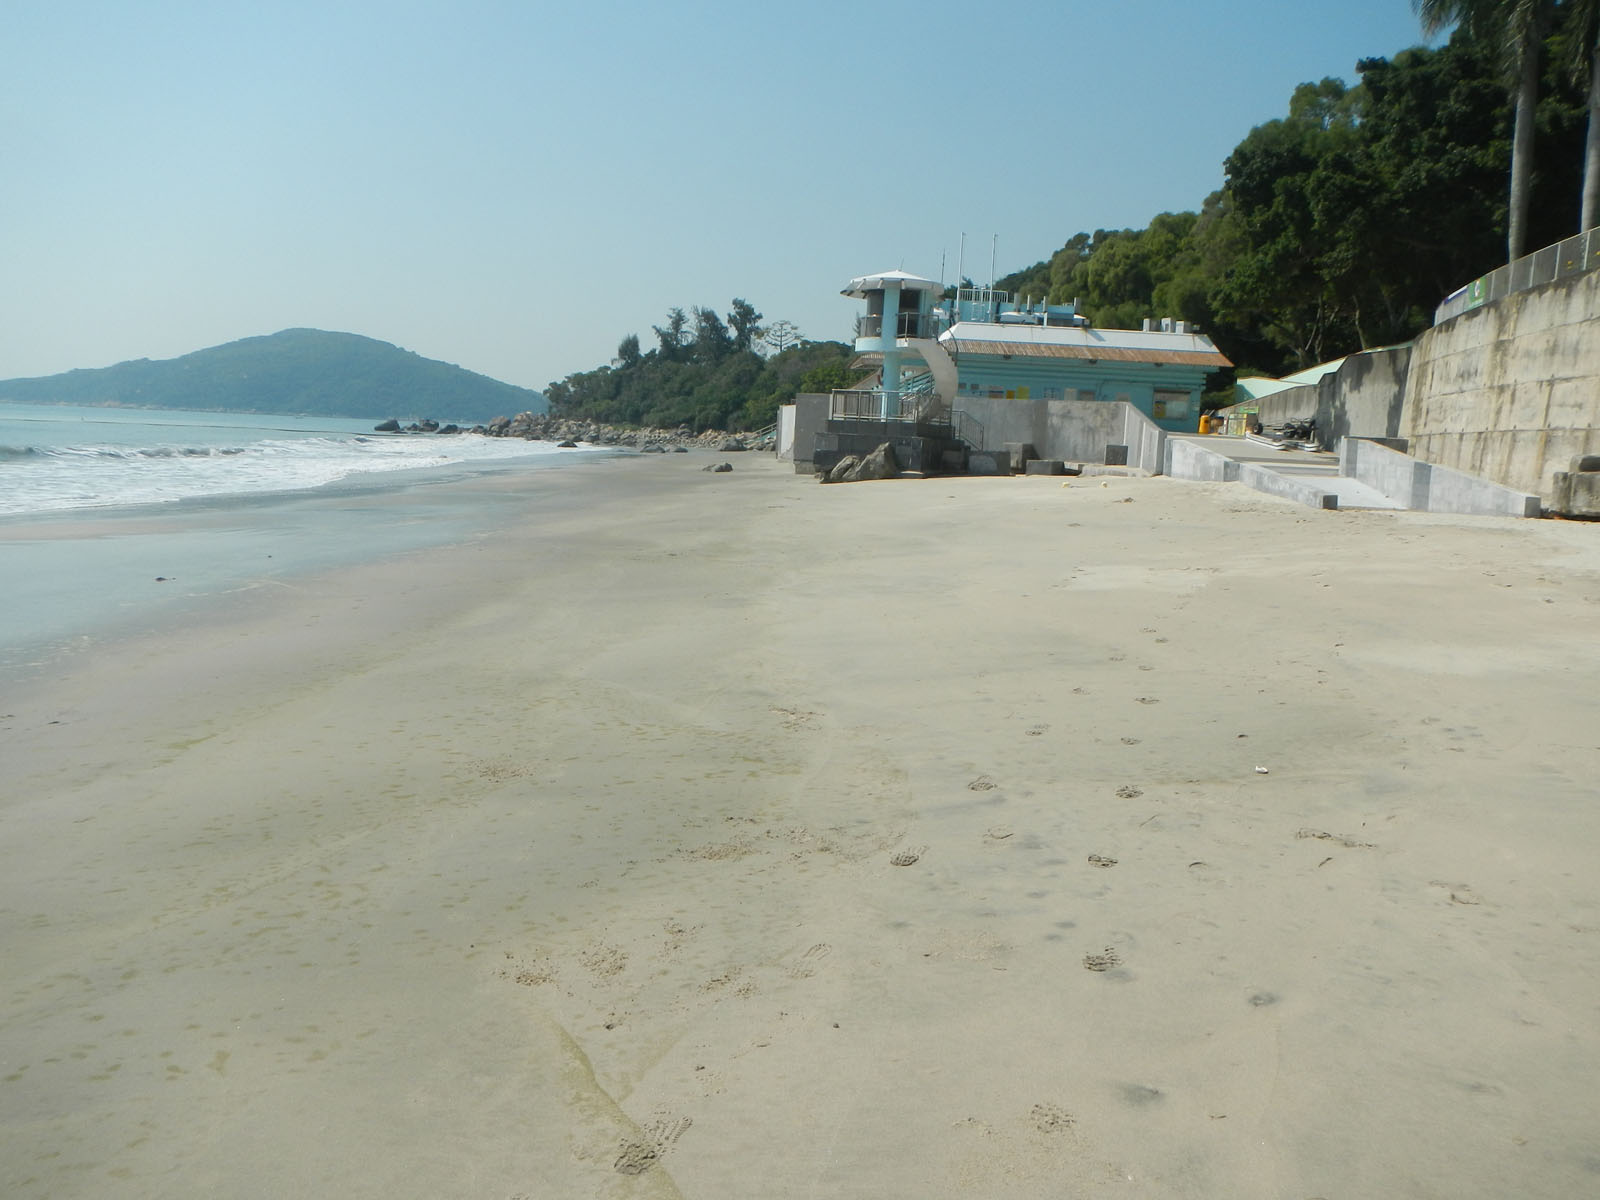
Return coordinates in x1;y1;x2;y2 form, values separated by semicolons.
950;354;1210;433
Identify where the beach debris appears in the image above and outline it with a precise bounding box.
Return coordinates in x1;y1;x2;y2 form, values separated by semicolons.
1254;765;1270;774
984;826;1014;841
1295;828;1375;849
1087;854;1118;868
1082;947;1121;971
1134;696;1160;705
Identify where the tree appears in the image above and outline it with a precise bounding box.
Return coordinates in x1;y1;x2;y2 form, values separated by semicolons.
727;298;763;351
692;306;733;362
1415;0;1555;261
652;307;689;360
760;318;801;355
1558;0;1600;228
614;333;641;369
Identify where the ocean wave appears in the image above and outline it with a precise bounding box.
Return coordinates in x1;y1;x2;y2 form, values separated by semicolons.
0;430;597;516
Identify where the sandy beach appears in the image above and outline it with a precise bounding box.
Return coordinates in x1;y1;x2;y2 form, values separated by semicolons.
3;453;1599;1198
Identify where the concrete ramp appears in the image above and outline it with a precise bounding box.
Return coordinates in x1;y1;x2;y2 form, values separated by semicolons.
1166;434;1540;515
1340;438;1541;517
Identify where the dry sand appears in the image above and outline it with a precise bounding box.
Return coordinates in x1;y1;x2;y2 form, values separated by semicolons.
3;454;1599;1198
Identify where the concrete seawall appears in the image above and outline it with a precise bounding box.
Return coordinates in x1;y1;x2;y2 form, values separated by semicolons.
1404;269;1600;500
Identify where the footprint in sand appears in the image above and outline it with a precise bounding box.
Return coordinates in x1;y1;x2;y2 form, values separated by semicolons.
788;943;832;978
579;943;627;978
968;775;998;791
1030;1102;1075;1133
1087;854;1118;868
1114;785;1143;799
1083;947;1122;972
890;846;926;867
1134;696;1160;705
1429;880;1483;905
614;1114;692;1176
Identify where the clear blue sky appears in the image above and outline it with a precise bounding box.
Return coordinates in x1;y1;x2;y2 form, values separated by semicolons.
2;1;1440;393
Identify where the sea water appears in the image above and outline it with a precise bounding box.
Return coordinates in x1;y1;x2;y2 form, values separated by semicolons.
0;402;605;678
0;402;584;517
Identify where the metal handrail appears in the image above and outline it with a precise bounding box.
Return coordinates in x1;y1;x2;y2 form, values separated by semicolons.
854;312;943;340
1435;227;1600;324
829;389;946;423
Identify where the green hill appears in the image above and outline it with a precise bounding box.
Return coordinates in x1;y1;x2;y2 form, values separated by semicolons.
0;329;546;421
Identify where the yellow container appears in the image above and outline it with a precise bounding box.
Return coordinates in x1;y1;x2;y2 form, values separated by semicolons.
1198;414;1212;435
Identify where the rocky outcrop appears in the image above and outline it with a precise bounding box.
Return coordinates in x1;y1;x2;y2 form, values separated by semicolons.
479;410;771;454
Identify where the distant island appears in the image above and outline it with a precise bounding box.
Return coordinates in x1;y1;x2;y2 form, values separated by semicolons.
0;329;546;422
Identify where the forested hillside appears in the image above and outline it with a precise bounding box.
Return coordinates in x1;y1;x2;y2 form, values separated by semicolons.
0;329;546;421
541;302;857;431
998;15;1592;377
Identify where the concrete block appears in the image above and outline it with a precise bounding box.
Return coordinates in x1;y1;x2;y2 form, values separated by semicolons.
1552;470;1600;517
968;452;1009;476
1025;459;1067;475
1104;444;1129;466
1004;442;1037;473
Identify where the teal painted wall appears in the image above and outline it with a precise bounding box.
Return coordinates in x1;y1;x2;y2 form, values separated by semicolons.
952;354;1212;432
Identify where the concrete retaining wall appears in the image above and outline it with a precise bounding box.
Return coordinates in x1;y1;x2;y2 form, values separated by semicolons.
954;397;1167;472
1165;437;1239;482
1219;346;1411;445
1404;269;1600;499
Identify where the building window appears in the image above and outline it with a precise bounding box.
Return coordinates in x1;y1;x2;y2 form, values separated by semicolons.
1153;390;1190;419
1078;389;1096;403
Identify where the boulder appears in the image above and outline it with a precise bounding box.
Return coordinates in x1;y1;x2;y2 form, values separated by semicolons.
556;439;578;448
373;418;401;433
702;461;734;473
825;455;860;483
718;437;748;452
848;442;898;481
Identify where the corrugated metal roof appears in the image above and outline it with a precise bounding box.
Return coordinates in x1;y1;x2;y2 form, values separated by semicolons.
948;339;1231;368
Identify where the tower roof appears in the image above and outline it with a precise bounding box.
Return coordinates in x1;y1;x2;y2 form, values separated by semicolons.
841;270;944;299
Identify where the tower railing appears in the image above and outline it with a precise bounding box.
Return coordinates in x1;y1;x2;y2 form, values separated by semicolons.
853;312;945;340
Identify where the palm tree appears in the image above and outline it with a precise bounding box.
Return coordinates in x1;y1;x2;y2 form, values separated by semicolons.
1561;0;1600;230
1415;0;1554;260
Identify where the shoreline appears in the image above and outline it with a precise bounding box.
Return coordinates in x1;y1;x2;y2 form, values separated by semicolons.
3;457;1599;1198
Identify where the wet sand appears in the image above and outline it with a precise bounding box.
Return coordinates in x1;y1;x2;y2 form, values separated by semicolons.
3;454;1599;1198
